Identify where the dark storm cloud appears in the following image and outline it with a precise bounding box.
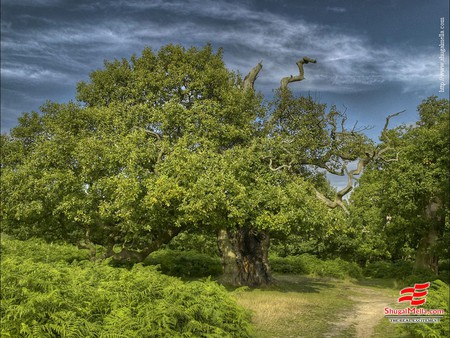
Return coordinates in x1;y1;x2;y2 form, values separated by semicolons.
1;0;448;137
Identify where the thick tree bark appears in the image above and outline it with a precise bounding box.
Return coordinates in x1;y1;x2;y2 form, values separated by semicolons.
242;61;263;91
414;198;442;273
415;226;439;273
214;61;271;287
217;228;272;286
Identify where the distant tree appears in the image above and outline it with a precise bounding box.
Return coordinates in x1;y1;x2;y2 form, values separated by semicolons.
350;96;449;272
1;44;399;286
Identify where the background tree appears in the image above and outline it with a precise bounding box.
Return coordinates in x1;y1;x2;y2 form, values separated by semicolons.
349;96;449;272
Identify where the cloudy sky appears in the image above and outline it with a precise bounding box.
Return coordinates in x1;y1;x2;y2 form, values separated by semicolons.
1;0;448;140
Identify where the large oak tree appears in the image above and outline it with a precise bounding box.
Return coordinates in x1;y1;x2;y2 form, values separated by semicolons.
1;44;398;286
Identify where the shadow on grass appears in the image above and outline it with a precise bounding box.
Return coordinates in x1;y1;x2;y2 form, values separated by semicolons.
223;274;337;294
355;277;399;290
270;274;338;293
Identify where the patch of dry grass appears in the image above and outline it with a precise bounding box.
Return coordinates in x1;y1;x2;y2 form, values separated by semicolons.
233;275;398;338
236;292;310;336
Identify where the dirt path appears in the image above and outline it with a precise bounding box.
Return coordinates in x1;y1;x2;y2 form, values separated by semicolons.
325;286;394;338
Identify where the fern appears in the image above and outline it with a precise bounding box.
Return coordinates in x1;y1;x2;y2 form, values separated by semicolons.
400;279;449;338
1;236;253;337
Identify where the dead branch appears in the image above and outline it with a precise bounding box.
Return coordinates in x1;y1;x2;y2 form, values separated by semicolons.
143;129;162;140
380;110;405;143
135;127;164;163
379;152;399;162
243;61;263;91
315;109;404;212
280;57;316;90
314;156;368;214
383;110;404;133
315;189;349;213
269;158;293;171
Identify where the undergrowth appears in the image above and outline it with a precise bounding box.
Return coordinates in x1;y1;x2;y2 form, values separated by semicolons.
364;260;450;287
270;253;363;279
400;279;449;338
1;235;253;337
144;249;222;277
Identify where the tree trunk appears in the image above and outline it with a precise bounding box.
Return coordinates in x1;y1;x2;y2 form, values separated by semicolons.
217;228;272;287
414;198;442;274
414;226;439;273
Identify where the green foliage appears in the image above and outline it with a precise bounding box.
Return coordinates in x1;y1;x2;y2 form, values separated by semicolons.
363;259;449;287
349;97;450;266
166;232;219;256
1;236;253;337
399;270;449;289
400;280;449;338
270;254;362;279
0;44;263;257
1;234;90;264
145;249;222;278
270;212;364;262
270;236;321;257
363;260;414;279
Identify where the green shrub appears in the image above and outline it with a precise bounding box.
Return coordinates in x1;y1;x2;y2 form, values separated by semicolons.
438;259;449;272
364;260;414;279
398;269;449;289
145;249;223;277
270;236;320;257
1;237;252;337
269;255;307;274
319;258;363;279
364;260;448;287
270;254;362;279
1;234;90;263
400;279;449;338
167;232;219;256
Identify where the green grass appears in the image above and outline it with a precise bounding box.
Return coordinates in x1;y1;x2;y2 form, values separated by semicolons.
233;275;449;338
372;317;410;338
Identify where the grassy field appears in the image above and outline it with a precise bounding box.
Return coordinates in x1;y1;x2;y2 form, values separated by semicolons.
232;274;405;338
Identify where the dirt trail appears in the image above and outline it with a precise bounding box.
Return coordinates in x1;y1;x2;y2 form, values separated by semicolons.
324;286;394;338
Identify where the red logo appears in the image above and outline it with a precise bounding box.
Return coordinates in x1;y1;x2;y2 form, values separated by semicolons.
398;282;430;306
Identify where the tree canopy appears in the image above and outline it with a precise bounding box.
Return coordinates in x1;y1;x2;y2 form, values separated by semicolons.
1;43;417;285
349;96;449;270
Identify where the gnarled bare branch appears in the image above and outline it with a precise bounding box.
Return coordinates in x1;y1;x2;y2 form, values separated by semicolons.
315;109;403;212
380;110;405;143
134;127;165;164
243;61;263;91
315;189;349;214
280;57;316;90
314;156;369;214
143;129;162;140
269;158;293;171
